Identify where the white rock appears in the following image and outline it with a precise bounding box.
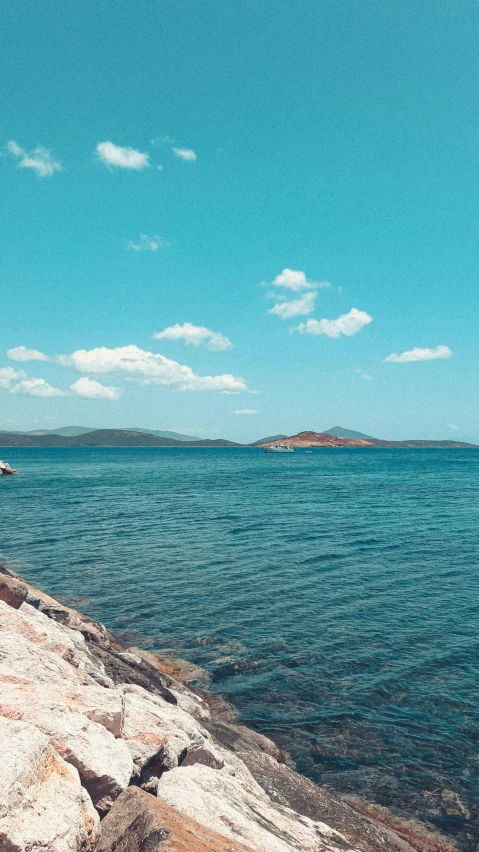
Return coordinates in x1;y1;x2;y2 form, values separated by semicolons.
157;764;355;852
0;675;133;811
121;683;223;771
0;715;99;851
0;600;114;687
0;678;124;737
0;629;89;686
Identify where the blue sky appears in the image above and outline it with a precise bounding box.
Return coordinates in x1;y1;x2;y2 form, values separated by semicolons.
2;0;478;442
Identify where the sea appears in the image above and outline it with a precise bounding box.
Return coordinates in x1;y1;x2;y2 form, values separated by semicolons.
1;447;478;849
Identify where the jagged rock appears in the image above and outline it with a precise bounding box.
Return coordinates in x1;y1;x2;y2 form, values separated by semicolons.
0;716;99;851
121;683;224;774
0;679;124;738
157;764;357;852
0;629;93;686
0;574;28;609
97;785;252;851
0;685;133;812
0;600;114;687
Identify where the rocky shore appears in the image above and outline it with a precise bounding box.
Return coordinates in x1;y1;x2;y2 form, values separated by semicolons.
0;565;456;852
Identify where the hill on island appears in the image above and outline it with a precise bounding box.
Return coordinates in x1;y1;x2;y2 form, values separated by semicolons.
259;430;478;449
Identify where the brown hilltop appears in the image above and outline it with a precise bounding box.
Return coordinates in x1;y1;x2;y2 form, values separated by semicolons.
260;430;373;448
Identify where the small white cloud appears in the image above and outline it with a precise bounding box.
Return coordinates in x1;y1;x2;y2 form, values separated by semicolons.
96;141;150;170
449;424;459;430
172;147;197;162
268;291;317;319
10;378;65;398
7;141;62;177
69;377;122;400
153;323;232;352
7;346;50;362
233;409;257;415
383;345;452;363
150;136;175;146
267;269;330;293
294;308;373;339
0;367;27;389
359;373;372;380
58;344;247;392
157;165;164;172
126;234;169;252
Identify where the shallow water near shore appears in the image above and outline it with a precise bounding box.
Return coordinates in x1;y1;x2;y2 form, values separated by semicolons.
1;447;478;849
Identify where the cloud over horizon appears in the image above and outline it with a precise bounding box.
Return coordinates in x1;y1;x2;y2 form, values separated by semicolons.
58;345;247;392
0;367;27;389
294;308;373;338
96;141;150;170
7;141;62;177
383;346;453;363
153;323;232;351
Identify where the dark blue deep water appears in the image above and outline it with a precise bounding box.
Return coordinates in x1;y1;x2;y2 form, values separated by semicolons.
1;448;478;848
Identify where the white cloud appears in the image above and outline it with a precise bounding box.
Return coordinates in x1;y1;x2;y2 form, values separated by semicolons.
356;371;372;380
153;323;232;351
96;141;150;170
0;367;27;389
294;308;373;338
150;136;175;146
383;345;452;363
126;234;169;252
267;269;330;293
10;378;65;398
69;377;122;400
234;409;257;415
449;424;459;430
7;141;62;177
58;345;247;392
268;291;317;319
172;147;197;162
7;346;50;362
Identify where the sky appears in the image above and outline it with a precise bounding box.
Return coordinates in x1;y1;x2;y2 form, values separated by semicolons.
2;0;478;442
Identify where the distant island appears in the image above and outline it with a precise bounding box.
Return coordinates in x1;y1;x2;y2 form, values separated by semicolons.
0;426;476;448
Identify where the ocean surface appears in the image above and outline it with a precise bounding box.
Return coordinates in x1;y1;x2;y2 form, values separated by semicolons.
1;447;478;849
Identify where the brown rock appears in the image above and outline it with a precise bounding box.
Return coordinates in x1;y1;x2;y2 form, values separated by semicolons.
0;574;28;609
97;785;252;852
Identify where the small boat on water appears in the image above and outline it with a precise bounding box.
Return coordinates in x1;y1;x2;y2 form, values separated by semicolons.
0;461;17;476
264;444;294;454
305;450;313;453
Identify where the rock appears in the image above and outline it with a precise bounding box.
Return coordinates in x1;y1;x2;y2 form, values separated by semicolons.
206;719;288;765
0;684;133;812
0;574;28;609
157;764;355;852
97;785;252;851
0;629;92;686
0;600;114;687
0;678;124;738
121;684;224;774
234;749;418;852
0;715;99;851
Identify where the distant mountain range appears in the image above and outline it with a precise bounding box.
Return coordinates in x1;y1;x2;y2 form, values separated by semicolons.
0;426;476;448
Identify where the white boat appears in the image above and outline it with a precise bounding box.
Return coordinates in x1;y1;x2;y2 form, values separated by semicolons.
264;444;294;454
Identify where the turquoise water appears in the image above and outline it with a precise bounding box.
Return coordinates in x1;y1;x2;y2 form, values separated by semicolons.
1;447;478;848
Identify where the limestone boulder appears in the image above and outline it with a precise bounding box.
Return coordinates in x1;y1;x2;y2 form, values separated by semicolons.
0;684;133;812
121;683;224;773
157;764;357;852
97;785;252;852
0;629;90;686
0;678;124;737
0;715;99;851
0;600;114;687
0;574;28;609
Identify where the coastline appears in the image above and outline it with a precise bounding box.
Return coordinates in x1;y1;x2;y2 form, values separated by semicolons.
0;563;457;852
